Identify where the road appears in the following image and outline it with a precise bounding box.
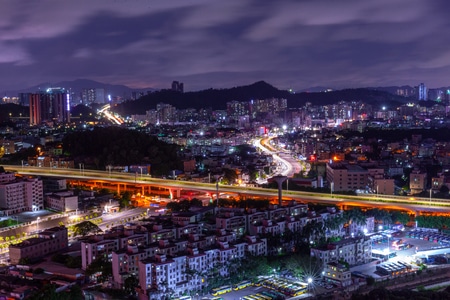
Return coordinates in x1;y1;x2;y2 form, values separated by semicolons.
254;137;297;178
4;165;450;213
0;208;146;264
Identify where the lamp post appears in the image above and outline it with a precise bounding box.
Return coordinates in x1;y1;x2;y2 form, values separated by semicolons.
307;277;313;296
36;217;40;232
430;189;432;205
376;185;379;198
214;175;223;207
386;233;391;255
330;182;334;198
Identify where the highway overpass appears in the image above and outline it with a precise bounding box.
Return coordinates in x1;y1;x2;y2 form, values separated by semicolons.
4;165;450;214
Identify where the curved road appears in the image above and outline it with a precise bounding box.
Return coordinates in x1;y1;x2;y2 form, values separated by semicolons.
253;137;302;178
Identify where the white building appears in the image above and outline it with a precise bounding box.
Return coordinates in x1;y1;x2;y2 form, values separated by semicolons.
323;262;352;287
46;191;78;212
310;237;372;267
0;176;43;215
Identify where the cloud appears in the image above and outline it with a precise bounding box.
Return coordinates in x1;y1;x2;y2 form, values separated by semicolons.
1;0;450;93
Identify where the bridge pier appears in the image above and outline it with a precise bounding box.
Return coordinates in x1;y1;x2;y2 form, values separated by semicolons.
169;188;181;199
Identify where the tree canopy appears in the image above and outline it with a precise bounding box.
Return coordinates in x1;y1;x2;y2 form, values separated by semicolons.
62;126;183;175
72;221;102;237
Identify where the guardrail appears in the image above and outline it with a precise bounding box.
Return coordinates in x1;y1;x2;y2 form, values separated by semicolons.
4;165;450;210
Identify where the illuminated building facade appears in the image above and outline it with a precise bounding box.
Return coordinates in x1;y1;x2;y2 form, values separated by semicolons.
29;88;70;125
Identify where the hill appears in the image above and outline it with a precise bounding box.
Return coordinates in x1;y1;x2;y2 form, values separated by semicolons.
113;81;413;115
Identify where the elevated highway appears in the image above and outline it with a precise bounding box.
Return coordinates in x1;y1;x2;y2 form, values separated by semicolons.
4;165;450;214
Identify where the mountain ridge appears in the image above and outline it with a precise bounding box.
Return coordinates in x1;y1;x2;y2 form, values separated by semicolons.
113;81;415;115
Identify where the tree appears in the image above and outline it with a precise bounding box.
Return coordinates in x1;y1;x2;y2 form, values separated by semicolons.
72;221;102;237
124;275;139;295
344;208;367;225
85;255;112;282
118;191;132;208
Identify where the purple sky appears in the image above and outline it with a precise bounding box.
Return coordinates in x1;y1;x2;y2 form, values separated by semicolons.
1;0;449;93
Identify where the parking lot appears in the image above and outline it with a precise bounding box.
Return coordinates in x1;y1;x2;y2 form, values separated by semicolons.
206;277;314;300
351;229;450;278
203;229;450;300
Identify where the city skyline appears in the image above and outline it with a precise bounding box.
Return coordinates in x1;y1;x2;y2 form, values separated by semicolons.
1;0;450;94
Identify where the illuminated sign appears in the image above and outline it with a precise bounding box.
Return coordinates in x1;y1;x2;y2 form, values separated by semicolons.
66;93;70;111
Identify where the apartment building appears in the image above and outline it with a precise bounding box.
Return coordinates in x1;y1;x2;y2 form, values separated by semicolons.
45;190;78;212
147;225;177;243
409;169;428;194
0;171;15;184
81;227;149;270
0;176;43;215
245;235;267;257
138;254;190;299
81;235;119;270
326;163;369;192
112;243;158;288
323;262;352;287
216;210;247;236
310;237;372;267
9;226;68;264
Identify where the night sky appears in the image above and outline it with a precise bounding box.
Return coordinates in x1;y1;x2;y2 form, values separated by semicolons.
1;0;449;93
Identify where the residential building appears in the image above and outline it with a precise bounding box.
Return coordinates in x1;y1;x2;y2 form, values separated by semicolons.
326;163;368;192
9;226;68;264
310;237;372;267
29;88;70;125
45;190;78;212
409;169;427;194
323;262;352;287
0;176;44;215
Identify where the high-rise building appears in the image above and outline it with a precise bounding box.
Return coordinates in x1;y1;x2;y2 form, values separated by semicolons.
82;88;106;105
418;83;427;101
29;88;70;125
171;81;184;93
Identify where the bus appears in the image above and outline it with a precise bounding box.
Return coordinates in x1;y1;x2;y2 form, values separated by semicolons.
211;286;232;297
174;297;192;300
292;286;307;297
233;280;252;290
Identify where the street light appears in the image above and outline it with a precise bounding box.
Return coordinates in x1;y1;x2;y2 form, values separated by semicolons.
330;182;334;198
386;233;391;255
215;176;223;207
430;189;432;205
36;217;40;232
307;277;313;295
